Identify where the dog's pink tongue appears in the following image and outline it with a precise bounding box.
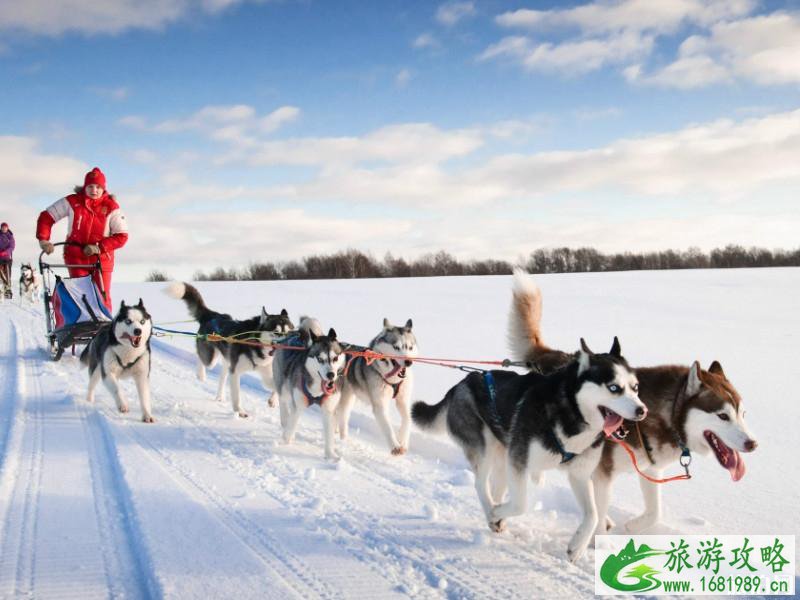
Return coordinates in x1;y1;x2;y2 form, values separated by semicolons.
603;412;623;437
728;450;746;482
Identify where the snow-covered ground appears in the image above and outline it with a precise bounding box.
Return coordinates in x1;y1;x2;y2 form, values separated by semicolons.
0;268;797;599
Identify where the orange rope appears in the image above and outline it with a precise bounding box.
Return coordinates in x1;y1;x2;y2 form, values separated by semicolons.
607;436;691;484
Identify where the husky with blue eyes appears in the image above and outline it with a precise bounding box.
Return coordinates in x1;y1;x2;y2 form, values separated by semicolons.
336;318;418;455
272;317;346;460
412;336;646;562
81;299;155;423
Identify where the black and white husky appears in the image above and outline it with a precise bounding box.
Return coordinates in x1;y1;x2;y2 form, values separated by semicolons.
272;317;346;460
19;263;42;304
81;299;155;423
336;318;418;455
166;282;294;418
412;338;646;562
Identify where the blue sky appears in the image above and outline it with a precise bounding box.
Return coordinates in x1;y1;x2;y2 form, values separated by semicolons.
1;0;799;280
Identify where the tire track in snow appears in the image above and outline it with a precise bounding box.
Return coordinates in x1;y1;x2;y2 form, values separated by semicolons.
80;407;162;599
91;402;344;600
0;314;44;597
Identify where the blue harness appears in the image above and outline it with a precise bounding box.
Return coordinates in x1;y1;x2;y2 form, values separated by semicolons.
483;371;576;464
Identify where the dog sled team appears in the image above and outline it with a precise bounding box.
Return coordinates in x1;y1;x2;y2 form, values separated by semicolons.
16;167;758;561
71;269;757;563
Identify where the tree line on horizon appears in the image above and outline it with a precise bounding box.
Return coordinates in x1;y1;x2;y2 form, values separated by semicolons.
145;245;800;282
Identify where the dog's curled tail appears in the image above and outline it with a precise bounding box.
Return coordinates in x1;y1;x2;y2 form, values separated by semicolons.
298;315;323;337
507;267;548;362
164;281;213;322
411;390;452;434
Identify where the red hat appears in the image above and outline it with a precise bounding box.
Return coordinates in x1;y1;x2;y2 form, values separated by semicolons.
0;223;7;228
84;167;106;189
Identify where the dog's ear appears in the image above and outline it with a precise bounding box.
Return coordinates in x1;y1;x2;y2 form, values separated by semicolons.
609;336;621;357
405;318;413;331
708;360;725;378
119;300;126;311
686;361;703;397
383;318;391;330
137;298;144;308
260;306;268;326
328;328;337;341
280;308;288;317
578;338;592;374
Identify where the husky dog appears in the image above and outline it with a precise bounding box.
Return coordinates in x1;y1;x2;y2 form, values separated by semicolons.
81;299;155;423
273;317;346;460
413;337;646;562
507;268;758;538
336;318;418;455
19;263;42;304
166;282;294;418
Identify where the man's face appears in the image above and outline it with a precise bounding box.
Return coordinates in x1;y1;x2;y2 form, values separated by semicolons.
0;225;7;233
85;184;103;199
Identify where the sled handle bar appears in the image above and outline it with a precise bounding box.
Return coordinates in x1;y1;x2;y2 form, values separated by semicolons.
39;242;101;271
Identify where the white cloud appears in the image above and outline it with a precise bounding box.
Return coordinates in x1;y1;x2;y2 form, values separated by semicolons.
480;31;654;73
485;0;791;81
0;0;258;36
436;1;476;27
495;0;756;35
412;32;439;49
120;104;300;148
638;12;800;87
0;136;85;191
227;122;484;167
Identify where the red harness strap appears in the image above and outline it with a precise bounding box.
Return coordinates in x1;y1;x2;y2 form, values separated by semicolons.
607;436;691;484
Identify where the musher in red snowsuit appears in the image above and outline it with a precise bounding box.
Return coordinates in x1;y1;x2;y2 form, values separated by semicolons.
36;167;128;310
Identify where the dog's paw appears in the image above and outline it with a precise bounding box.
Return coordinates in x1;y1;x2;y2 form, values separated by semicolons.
489;519;506;533
605;515;616;531
237;411;249;418
118;404;129;414
142;415;155;424
325;452;341;462
214;396;225;403
391;446;407;456
267;397;277;408
624;514;656;534
567;546;584;564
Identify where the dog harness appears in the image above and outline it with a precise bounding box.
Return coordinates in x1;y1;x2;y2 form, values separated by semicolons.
298;372;334;406
484;371;600;465
379;360;405;399
115;352;145;370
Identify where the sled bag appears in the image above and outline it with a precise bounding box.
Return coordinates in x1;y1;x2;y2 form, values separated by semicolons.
52;275;112;329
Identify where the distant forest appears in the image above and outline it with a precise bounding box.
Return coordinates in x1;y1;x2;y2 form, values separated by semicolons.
145;245;800;282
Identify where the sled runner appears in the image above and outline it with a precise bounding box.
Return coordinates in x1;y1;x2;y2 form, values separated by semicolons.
39;242;111;361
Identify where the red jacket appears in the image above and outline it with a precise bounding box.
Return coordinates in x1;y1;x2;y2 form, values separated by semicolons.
36;192;128;270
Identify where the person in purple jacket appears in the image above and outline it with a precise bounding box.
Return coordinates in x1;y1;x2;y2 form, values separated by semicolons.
0;222;14;299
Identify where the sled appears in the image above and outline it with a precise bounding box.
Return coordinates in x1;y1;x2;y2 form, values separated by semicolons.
39;242;111;361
